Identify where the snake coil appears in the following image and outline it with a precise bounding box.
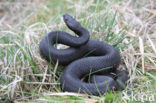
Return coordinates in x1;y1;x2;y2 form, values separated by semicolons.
39;14;128;96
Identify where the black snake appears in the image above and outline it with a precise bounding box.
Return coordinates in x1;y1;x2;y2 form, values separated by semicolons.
39;13;128;96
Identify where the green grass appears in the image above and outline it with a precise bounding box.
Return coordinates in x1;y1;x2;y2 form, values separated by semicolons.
0;0;156;102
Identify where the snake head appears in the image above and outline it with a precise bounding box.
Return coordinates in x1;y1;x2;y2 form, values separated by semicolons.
63;13;81;30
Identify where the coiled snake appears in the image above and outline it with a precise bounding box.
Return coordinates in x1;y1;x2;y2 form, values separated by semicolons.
39;14;128;96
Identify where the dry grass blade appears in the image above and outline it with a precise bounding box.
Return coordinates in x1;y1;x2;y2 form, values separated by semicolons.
0;44;16;47
38;66;48;92
43;92;91;97
0;75;22;93
25;82;59;85
139;37;145;73
147;34;156;53
43;92;99;103
53;60;59;82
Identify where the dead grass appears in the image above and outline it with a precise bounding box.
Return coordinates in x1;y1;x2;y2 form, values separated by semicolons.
0;0;156;102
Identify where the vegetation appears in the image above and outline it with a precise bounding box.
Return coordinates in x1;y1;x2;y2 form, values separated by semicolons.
0;0;156;102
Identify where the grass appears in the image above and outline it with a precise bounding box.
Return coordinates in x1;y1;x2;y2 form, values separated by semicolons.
0;0;156;102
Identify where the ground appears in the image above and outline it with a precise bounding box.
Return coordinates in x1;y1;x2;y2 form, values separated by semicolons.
0;0;156;102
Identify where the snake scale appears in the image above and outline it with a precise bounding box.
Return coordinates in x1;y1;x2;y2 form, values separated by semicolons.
39;13;128;96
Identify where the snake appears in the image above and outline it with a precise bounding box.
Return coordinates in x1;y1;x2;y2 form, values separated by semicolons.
39;13;128;96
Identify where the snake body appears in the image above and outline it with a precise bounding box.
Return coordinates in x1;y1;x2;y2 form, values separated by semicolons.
39;14;128;96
